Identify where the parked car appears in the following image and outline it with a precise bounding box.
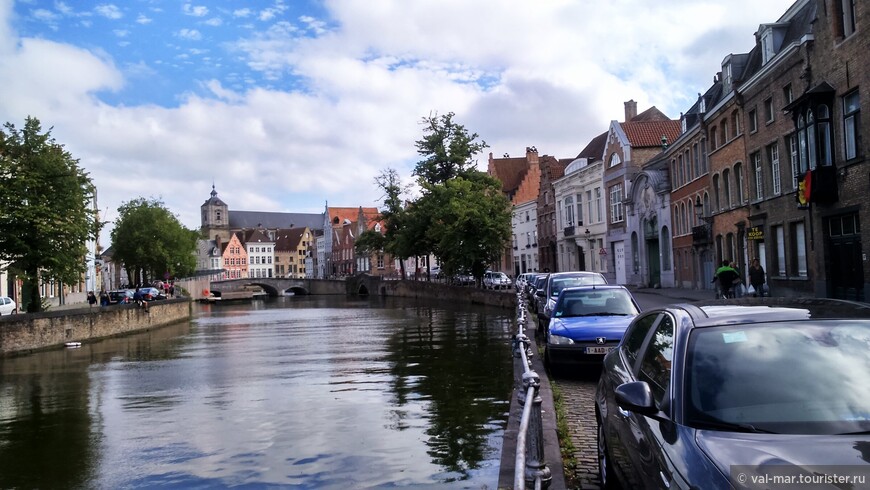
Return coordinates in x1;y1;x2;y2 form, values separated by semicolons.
483;271;512;290
450;272;475;286
538;271;608;326
530;274;550;327
136;287;167;301
543;285;639;374
0;296;17;315
595;298;870;490
108;290;134;304
515;273;533;293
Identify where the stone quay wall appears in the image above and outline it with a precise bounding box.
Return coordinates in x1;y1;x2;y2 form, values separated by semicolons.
0;298;191;357
364;277;518;310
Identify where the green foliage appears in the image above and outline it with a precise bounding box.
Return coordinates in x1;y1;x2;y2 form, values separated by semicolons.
0;117;100;312
419;171;511;279
110;197;198;285
413;112;488;186
354;229;386;256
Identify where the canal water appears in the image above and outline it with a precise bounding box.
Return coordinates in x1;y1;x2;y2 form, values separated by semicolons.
0;296;515;489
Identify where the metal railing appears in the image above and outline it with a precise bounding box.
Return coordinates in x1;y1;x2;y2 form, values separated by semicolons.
511;292;552;489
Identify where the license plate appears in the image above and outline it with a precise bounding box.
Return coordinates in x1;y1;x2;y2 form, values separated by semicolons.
585;346;615;355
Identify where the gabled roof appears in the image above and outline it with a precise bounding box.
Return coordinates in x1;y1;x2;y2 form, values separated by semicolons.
274;227;308;251
576;131;608;160
242;228;273;244
229;211;323;231
489;157;531;194
621;120;682;148
630;106;671;122
328;207;378;226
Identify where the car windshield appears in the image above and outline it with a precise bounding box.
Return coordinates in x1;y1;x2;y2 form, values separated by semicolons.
685;321;870;435
550;274;606;297
553;289;638;318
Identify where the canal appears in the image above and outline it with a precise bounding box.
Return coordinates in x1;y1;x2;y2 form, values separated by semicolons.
0;296;516;489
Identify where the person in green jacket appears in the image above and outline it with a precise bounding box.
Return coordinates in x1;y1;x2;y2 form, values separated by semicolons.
714;260;740;298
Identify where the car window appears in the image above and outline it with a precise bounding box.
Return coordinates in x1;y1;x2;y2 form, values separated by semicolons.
637;314;675;407
621;313;659;373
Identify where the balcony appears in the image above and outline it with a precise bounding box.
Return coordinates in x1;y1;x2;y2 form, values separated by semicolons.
692;225;711;245
563;226;575;237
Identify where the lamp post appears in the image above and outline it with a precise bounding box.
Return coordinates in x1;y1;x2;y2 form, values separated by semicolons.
585;229;593;270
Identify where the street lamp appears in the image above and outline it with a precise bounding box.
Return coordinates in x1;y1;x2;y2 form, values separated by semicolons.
694;198;712;224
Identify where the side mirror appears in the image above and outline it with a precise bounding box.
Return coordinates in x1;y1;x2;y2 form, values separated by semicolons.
614;381;661;417
536;290;544;298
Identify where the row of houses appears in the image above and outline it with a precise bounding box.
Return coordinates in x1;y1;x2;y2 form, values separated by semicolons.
489;0;867;301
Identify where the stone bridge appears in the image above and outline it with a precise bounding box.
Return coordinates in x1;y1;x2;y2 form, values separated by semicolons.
208;274;516;309
209;277;349;296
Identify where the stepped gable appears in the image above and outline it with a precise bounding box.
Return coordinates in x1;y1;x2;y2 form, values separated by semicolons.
242;228;272;244
229;210;323;231
328;207;378;226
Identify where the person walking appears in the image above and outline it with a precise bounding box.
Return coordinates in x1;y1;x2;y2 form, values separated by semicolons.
748;258;766;297
87;291;97;308
714;260;740;298
99;290;110;307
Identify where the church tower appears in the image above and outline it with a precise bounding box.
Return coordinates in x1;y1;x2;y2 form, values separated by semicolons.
200;185;230;242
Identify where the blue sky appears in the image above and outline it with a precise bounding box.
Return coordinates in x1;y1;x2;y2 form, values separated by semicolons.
0;0;796;246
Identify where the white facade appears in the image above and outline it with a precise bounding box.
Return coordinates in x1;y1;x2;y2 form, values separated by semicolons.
246;240;275;278
553;157;607;274
511;200;539;275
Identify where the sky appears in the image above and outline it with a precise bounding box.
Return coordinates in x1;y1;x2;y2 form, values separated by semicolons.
0;0;797;247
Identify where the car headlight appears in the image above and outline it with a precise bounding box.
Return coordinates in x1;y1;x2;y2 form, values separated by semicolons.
548;334;574;345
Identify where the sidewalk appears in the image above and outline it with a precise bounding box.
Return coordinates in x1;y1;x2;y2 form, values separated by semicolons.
626;285;716;303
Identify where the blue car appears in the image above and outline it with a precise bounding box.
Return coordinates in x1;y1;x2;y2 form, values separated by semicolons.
543;285;640;375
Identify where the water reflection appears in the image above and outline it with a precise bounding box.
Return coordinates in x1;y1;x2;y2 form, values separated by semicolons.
0;296;513;488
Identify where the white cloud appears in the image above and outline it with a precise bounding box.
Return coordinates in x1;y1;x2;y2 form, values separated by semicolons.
182;4;208;17
94;4;122;20
204;17;222;27
54;1;72;16
136;14;151;24
0;0;799;245
177;28;201;41
113;29;128;38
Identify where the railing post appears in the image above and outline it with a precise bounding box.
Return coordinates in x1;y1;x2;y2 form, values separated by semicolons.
521;370;551;489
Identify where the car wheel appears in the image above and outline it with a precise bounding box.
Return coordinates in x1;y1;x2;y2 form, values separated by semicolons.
597;417;621;489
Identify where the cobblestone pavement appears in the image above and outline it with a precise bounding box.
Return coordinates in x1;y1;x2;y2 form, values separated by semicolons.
554;376;601;489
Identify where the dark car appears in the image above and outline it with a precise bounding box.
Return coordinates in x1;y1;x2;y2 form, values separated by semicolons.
108;290;133;304
136;287;167;301
544;285;640;375
595;298;870;490
537;271;607;327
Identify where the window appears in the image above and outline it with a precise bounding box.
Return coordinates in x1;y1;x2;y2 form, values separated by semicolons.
788;134;800;190
732;110;741;135
638;315;675;407
749;108;758;133
783;84;793;105
791;222;808;277
764;97;774;123
563;196;574;226
817;105;833;167
693;143;700;177
700;138;708;173
586;190;593;223
721;120;729;143
576;194;584;226
722;169;732;208
711;127;718;150
752;152;763;200
671;160;678;187
713;174;721;210
677;154;684;185
773;225;786;276
735;162;745;204
798;107;834;169
769;143;781;195
621;314;659;370
609;153;622;167
837;0;857;38
843;90;860;160
595;188;602;222
685;149;692;181
610;184;624;223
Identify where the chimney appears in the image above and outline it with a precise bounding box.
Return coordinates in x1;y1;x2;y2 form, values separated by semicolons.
215;234;222;252
526;146;539;165
624;100;637;121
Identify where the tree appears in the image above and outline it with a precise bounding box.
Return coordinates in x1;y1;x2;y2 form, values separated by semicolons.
371;168;412;278
413;112;488;186
110;198;198;286
422;172;511;281
0;117;100;313
408;112;510;283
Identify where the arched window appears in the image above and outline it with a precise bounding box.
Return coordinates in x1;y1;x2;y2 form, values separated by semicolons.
713;174;721;211
609;153;622;167
673;205;680;235
723;169;732;208
734;162;745;204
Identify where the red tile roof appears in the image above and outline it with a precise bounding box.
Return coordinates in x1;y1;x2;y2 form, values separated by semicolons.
621;120;682;148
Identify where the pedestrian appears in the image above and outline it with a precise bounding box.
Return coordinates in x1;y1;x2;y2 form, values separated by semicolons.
748;258;766;297
730;261;745;297
714;260;740;298
87;291;97;308
99;290;110;306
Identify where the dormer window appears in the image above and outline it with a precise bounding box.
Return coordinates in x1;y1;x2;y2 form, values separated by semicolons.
216;211;222;223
